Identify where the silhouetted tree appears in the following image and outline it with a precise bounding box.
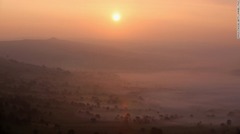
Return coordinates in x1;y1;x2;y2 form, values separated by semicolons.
95;114;101;119
124;113;131;123
197;121;202;127
90;118;97;123
220;123;225;127
190;114;194;118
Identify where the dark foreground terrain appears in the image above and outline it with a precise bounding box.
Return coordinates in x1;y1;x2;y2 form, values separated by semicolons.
1;58;240;134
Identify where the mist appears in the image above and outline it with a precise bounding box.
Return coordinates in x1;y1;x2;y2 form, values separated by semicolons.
1;0;240;134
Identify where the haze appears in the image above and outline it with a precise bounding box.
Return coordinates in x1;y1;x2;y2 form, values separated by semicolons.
0;1;240;134
0;0;238;45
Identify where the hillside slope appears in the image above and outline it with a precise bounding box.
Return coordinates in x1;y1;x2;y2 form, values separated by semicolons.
0;58;129;94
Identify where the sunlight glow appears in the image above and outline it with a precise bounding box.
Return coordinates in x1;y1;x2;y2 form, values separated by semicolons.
112;12;121;22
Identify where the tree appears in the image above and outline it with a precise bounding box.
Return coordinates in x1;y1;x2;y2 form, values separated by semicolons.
90;118;97;123
124;113;131;123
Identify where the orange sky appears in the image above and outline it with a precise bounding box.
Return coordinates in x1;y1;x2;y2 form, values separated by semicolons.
0;0;238;45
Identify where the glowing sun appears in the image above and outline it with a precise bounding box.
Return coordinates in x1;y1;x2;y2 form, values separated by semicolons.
112;12;121;22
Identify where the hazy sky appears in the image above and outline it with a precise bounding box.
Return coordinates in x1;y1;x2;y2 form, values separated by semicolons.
0;0;238;45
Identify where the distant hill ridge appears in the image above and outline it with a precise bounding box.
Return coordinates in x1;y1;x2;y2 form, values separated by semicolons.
0;38;142;71
1;38;240;73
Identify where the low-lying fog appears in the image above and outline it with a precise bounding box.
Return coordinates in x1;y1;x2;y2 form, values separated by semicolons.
117;70;240;125
119;70;240;112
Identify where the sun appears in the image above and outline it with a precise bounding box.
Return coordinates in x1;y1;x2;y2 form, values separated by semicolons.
112;12;121;22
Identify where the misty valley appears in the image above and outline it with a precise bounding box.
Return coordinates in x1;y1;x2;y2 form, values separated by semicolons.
1;39;240;134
